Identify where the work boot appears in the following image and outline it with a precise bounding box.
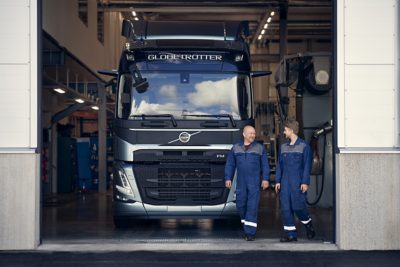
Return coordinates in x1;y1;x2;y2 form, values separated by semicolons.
244;234;255;241
280;235;297;242
305;222;316;239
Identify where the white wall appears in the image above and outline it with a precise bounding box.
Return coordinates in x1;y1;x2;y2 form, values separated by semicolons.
0;0;37;149
0;0;40;250
337;0;399;149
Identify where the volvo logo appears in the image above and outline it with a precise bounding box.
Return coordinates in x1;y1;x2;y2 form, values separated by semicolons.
168;131;201;144
179;132;191;143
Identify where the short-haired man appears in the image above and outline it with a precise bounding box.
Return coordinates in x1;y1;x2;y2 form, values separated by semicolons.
275;119;316;242
225;125;270;241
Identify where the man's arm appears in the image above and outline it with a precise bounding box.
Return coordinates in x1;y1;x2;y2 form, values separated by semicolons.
275;147;283;193
224;147;236;189
300;143;312;193
261;145;270;190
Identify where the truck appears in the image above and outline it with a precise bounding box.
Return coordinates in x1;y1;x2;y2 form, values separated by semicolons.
102;20;271;226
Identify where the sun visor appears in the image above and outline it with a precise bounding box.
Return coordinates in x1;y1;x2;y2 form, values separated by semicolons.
122;20;249;41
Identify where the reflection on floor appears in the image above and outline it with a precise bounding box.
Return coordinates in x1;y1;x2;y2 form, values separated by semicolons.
42;189;333;242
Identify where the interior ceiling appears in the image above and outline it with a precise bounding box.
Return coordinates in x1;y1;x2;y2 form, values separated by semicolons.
42;1;332;119
99;0;332;42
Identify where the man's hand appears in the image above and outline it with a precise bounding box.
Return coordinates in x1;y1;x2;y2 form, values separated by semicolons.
225;180;232;189
300;184;309;193
261;180;269;190
275;183;281;194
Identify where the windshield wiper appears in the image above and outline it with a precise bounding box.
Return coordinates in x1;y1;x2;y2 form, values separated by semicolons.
184;114;237;127
129;114;177;127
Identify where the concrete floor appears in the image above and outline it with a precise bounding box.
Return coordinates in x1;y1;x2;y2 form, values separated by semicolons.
41;189;334;247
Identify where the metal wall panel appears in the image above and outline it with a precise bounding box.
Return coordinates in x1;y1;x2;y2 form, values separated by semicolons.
344;0;395;65
344;65;395;147
338;0;398;149
0;0;37;150
0;0;30;64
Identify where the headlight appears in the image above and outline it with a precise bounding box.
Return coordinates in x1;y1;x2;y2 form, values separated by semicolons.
116;170;133;196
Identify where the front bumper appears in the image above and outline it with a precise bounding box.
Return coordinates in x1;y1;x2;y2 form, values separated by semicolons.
113;200;238;219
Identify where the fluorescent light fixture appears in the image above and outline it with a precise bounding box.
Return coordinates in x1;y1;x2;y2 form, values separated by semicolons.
75;98;85;103
270;11;275;16
261;29;265;35
131;11;136;16
53;88;65;94
258;35;262;40
134;17;139;21
91;106;99;110
267;17;272;23
263;23;268;29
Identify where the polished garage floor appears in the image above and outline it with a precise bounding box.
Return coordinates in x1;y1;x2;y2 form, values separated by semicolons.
42;189;333;243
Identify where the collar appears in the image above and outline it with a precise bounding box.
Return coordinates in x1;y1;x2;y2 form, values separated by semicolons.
240;140;256;147
286;137;302;146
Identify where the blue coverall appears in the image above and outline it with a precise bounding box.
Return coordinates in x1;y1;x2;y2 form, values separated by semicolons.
276;137;313;237
225;141;270;235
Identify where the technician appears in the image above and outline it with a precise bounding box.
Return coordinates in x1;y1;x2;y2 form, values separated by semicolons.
275;119;316;242
225;125;270;241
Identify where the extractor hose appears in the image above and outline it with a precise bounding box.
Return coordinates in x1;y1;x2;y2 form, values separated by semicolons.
307;133;326;206
307;122;332;206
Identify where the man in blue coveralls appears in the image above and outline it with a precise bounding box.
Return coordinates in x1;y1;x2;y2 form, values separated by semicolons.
275;119;316;242
225;125;270;241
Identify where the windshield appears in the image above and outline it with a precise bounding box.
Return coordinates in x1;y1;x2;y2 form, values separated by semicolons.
117;72;251;120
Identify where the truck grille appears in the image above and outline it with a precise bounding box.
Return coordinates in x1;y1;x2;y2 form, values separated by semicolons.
158;167;212;187
133;164;228;205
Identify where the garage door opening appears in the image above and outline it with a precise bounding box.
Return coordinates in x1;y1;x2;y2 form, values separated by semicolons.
40;0;334;245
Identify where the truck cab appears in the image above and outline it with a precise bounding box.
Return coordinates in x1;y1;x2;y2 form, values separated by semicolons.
109;20;270;226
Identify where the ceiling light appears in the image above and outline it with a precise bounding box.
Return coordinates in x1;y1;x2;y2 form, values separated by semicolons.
134;17;139;21
263;23;268;29
261;29;265;35
258;35;262;40
131;11;136;16
75;98;85;103
91;106;99;110
267;17;272;23
270;11;275;16
53;88;65;94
